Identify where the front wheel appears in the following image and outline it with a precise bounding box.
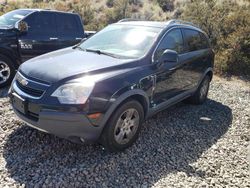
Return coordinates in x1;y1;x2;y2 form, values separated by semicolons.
185;75;210;105
100;100;144;152
0;55;15;88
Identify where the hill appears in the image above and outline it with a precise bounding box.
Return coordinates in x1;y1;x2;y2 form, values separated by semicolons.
0;0;249;77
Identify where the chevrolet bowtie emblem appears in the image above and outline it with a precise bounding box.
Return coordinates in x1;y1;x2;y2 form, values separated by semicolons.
20;78;28;86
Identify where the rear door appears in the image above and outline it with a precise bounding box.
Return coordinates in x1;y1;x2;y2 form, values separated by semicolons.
55;13;84;48
18;11;60;62
180;28;210;90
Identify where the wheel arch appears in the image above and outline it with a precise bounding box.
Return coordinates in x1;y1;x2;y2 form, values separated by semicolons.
0;48;19;69
198;68;213;87
99;89;150;130
206;70;213;81
126;94;148;118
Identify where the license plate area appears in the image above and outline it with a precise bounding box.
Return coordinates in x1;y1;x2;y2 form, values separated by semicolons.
11;93;27;114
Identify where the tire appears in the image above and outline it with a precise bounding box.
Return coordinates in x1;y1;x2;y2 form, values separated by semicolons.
100;100;144;152
0;55;15;88
185;75;210;105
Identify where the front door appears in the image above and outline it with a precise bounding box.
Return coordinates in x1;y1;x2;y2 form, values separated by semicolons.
18;11;60;62
152;28;185;106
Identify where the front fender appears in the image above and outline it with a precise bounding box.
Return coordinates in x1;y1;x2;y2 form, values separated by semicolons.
99;88;150;128
0;47;20;69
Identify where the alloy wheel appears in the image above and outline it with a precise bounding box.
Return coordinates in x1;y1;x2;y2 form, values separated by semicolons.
114;108;140;145
0;61;11;85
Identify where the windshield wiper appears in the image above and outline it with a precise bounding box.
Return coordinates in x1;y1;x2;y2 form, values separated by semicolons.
86;48;119;58
76;47;120;58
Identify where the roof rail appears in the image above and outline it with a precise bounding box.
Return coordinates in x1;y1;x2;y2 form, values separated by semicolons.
167;19;198;27
118;18;143;23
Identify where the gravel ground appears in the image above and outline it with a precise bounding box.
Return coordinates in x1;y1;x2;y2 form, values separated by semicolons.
0;77;249;188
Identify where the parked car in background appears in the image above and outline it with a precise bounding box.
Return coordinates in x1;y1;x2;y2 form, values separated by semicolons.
9;19;214;152
0;9;87;87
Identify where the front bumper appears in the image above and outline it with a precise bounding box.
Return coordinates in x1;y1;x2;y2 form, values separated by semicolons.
10;94;103;143
9;72;107;143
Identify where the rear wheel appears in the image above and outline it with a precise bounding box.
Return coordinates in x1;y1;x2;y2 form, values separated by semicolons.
100;100;144;152
0;55;15;88
185;75;210;105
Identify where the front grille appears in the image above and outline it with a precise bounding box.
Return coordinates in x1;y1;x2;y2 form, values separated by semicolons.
16;81;44;97
15;72;49;98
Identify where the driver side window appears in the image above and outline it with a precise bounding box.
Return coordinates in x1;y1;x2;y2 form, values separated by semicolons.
23;12;57;38
154;29;184;61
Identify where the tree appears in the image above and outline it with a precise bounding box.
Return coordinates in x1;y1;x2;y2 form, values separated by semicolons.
182;0;250;76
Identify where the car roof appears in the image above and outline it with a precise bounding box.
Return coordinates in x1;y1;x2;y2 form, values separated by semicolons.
114;19;204;33
115;21;168;28
17;8;78;15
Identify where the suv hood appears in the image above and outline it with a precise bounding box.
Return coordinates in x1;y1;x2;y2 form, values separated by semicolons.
0;26;11;30
20;48;131;83
0;27;17;37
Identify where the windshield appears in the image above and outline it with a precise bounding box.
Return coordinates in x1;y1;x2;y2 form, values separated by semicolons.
80;24;162;59
0;9;32;28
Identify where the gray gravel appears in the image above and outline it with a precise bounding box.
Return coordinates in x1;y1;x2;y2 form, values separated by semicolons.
0;77;249;187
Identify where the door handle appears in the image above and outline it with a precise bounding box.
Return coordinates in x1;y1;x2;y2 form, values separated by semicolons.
76;38;83;40
169;67;177;71
50;37;58;40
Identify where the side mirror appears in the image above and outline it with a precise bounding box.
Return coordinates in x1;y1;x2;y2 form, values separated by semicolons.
85;31;96;38
158;49;178;65
15;21;28;33
82;38;87;42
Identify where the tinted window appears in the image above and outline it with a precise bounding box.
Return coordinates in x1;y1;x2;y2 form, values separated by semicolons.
24;12;57;36
183;29;207;51
200;33;209;49
154;29;184;61
56;13;80;37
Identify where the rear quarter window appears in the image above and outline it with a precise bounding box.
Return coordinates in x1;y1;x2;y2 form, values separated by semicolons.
199;32;210;49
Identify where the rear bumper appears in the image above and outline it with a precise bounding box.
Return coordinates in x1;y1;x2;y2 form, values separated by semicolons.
12;106;103;144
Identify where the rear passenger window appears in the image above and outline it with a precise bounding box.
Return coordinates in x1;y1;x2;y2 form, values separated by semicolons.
154;29;184;61
24;12;57;37
183;29;206;52
56;13;80;37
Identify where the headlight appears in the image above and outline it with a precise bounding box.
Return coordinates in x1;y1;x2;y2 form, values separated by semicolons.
51;82;94;104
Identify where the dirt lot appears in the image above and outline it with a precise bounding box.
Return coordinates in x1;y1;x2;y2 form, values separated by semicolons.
0;76;249;187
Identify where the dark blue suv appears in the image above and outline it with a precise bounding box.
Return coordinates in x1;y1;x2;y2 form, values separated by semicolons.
9;20;214;152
